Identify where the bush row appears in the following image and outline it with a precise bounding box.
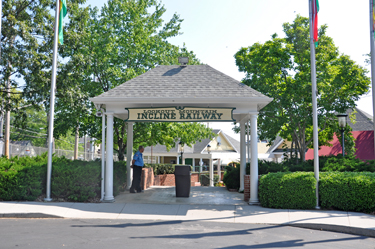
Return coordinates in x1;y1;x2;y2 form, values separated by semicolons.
0;154;127;202
259;171;375;213
144;164;193;175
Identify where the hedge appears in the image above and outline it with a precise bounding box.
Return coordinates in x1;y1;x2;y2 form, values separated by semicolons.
259;172;317;209
222;166;240;190
144;164;193;175
258;171;375;213
0;154;127;202
319;172;375;213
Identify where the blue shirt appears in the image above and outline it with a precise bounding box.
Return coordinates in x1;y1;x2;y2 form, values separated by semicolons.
133;150;144;167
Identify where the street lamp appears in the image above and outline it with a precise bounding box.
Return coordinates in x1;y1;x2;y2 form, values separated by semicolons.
178;141;184;165
336;113;348;157
207;144;213;187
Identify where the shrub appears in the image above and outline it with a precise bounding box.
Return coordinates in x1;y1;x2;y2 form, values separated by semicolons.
200;174;209;186
51;160;101;202
144;164;193;175
0;154;127;202
223;166;240;190
259;172;317;209
319;172;375;213
199;174;219;186
0;154;49;201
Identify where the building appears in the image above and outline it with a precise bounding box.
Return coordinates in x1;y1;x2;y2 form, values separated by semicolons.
143;129;240;171
306;108;374;160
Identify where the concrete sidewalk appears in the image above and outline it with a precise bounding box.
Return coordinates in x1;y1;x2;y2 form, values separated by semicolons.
0;186;374;237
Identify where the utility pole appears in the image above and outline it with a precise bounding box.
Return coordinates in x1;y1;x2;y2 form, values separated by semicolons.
370;0;375;157
4;66;11;158
74;125;79;159
309;0;320;209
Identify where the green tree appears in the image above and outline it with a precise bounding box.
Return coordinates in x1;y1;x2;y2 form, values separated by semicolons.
235;15;370;161
9;106;79;150
55;0;212;160
0;0;86;124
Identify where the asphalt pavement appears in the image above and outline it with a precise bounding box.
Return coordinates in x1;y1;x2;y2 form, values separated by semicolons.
1;219;374;249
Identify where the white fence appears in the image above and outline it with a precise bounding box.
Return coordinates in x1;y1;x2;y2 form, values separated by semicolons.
8;144;119;161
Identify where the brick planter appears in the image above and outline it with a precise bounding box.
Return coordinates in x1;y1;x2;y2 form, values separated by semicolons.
141;167;154;190
140;169;200;189
244;175;262;202
153;173;199;187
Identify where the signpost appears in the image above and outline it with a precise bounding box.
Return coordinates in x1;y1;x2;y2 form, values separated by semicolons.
125;107;235;122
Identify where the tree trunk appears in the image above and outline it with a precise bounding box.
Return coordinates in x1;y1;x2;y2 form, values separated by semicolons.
290;138;294;159
300;144;306;162
116;122;127;161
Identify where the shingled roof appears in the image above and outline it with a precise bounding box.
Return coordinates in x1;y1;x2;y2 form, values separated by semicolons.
346;108;373;131
93;65;268;99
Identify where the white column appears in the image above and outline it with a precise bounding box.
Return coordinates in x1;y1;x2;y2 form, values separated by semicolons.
126;122;133;190
104;113;114;202
217;158;221;181
192;158;195;172
177;154;180;164
239;118;247;191
100;112;105;201
209;154;214;187
249;113;259;204
199;158;203;173
247;121;250;163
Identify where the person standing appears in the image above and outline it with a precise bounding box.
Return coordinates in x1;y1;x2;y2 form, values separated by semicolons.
130;146;144;193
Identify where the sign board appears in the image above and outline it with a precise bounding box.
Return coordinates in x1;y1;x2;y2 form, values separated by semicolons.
125;107;235;122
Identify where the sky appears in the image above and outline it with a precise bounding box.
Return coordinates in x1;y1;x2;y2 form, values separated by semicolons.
86;0;374;141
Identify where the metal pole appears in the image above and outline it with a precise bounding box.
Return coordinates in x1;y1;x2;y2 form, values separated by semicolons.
309;0;320;209
370;0;375;157
0;0;2;59
341;129;345;157
44;0;60;202
101;111;105;200
0;0;3;156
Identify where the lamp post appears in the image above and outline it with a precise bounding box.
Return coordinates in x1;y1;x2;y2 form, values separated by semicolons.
337;113;348;157
178;141;184;165
207;144;213;187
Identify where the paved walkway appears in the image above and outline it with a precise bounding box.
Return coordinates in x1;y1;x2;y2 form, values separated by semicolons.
1;186;374;237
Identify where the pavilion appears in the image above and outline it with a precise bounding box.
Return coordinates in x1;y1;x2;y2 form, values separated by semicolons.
90;63;272;204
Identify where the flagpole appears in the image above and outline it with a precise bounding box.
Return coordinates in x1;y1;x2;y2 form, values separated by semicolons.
44;0;60;201
370;0;375;158
309;0;320;209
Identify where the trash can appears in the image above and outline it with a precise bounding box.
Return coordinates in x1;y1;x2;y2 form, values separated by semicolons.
174;165;191;197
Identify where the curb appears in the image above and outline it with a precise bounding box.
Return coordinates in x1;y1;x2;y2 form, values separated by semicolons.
285;223;375;238
0;213;63;219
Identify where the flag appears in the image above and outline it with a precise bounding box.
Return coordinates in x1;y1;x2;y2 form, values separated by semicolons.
312;0;319;47
58;0;67;44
